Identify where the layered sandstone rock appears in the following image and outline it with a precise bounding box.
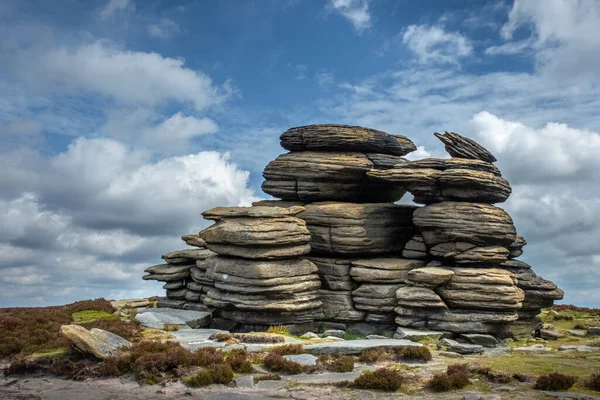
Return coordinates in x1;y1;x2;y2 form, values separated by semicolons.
368;158;511;204
200;206;323;325
143;124;562;338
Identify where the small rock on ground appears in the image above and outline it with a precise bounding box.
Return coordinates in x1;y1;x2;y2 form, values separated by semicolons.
460;334;499;347
322;330;345;338
234;375;255;388
300;332;319;339
283;354;319;366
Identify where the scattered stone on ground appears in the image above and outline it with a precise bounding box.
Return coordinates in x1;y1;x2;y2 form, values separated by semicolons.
135;308;211;329
59;324;131;359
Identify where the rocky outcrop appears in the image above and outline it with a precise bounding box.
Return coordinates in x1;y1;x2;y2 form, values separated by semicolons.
142;125;562;339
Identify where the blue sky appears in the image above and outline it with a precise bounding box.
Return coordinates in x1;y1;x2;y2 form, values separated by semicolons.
1;0;600;307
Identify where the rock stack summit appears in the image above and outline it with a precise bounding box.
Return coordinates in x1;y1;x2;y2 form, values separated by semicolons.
143;124;563;338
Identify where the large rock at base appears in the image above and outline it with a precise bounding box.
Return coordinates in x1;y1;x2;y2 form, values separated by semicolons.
279;124;416;156
413;202;516;247
395;307;518;335
262;151;407;203
298;202;415;255
303;339;422;355
434;131;497;163
220;309;324;325
205;288;322;312
60;325;131;359
350;258;425;283
307;256;354;291
319;290;366;321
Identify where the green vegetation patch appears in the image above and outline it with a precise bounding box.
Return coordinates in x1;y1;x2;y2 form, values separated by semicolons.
72;310;117;323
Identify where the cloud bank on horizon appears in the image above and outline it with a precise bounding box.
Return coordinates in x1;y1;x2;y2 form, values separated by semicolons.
1;0;599;307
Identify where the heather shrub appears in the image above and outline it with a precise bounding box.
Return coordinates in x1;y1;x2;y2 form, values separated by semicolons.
534;373;577;391
254;373;281;383
352;368;405;391
427;364;470;392
585;373;600;392
394;345;432;362
359;348;389;363
327;355;354;372
263;353;305;374
267;344;304;356
225;349;253;373
193;347;225;366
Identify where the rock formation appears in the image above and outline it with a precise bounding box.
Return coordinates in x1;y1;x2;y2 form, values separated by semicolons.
143;125;562;339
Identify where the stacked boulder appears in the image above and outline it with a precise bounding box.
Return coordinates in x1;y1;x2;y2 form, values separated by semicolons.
198;205;324;327
368;131;563;338
142;240;214;309
257;125;421;333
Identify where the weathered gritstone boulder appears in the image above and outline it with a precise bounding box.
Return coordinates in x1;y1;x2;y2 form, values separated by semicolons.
500;260;564;312
435;267;524;311
319;290;366;321
407;267;454;287
368;158;511;204
205;288;321;311
181;234;207;248
307;256;355;291
220;308;325;325
413;201;516;248
199;206;310;259
395;307;519;335
402;235;428;259
280;124;416;156
353;284;404;313
396;286;448;309
262;151;407;202
508;235;527;259
299;203;415;255
350;258;425;283
434;131;497;163
162;248;215;264
142;264;192;282
429;242;509;265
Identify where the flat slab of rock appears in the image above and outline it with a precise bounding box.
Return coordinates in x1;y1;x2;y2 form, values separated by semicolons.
171;328;230;351
439;338;484;354
588;327;600;335
279;124;416;156
287;371;362;384
110;298;150;309
303;339;421;355
394;327;444;341
559;345;597;352
60;325;131;359
513;344;553;352
283;354;319;366
460;334;499;347
136;308;211;329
